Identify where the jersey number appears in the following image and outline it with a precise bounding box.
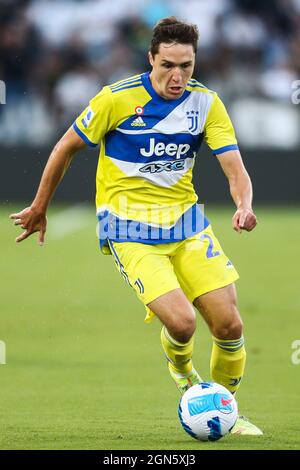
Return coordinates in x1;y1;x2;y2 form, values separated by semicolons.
200;234;220;258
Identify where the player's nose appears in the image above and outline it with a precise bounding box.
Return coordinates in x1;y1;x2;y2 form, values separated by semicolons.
171;67;183;83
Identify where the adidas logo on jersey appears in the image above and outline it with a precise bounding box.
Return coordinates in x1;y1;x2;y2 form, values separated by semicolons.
131;116;146;127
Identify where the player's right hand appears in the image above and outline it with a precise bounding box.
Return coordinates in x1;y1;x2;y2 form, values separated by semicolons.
9;206;47;245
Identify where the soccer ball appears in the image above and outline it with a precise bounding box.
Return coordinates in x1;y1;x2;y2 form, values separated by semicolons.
178;382;238;441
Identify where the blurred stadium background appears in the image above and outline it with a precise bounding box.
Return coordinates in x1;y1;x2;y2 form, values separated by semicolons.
1;0;300;450
1;0;300;202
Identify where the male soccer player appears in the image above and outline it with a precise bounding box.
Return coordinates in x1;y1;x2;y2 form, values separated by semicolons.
10;17;262;435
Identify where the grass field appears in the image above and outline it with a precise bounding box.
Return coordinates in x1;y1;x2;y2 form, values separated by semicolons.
1;204;300;450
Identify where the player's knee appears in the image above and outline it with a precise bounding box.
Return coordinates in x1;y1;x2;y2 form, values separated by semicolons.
213;317;243;340
170;312;196;343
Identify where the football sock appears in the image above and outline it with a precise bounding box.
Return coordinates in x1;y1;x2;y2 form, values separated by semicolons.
210;336;246;394
160;326;194;375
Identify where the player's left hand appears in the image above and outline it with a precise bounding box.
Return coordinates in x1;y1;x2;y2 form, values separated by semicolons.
232;208;257;233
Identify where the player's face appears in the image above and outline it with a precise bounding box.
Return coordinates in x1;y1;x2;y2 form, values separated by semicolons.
149;43;195;100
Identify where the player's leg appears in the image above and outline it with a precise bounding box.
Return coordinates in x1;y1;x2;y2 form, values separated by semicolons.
171;226;243;393
172;227;263;434
172;226;241;391
148;287;196;343
194;285;263;435
107;239;202;393
193;283;246;395
147;288;203;393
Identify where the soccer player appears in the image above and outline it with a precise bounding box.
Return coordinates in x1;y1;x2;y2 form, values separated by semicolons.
10;17;262;436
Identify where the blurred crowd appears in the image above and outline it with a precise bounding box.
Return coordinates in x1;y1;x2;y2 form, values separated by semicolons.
1;0;300;145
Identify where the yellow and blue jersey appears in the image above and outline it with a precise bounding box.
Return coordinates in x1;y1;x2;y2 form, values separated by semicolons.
73;72;238;253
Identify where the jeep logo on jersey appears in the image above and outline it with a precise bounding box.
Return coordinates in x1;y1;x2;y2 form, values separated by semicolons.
140;138;190;159
139;160;185;174
186;110;199;133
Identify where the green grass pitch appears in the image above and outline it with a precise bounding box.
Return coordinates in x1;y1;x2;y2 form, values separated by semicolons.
1;205;300;450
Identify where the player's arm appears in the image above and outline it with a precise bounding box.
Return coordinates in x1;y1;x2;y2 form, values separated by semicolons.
204;93;257;233
9;126;86;244
216;149;257;233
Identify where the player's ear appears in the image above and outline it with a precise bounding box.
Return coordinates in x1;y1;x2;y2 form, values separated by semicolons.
148;51;154;67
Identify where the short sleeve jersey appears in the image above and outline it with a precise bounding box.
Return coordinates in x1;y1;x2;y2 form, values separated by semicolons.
74;73;238;253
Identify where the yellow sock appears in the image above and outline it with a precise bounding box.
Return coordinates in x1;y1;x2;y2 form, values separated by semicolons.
210;336;246;394
160;326;194;375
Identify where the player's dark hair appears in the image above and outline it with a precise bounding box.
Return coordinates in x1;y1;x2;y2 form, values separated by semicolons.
150;17;199;56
